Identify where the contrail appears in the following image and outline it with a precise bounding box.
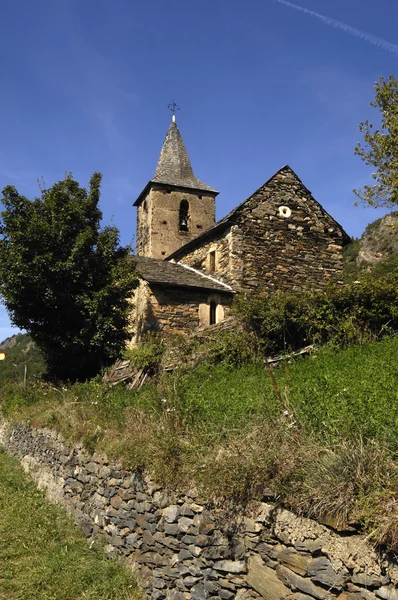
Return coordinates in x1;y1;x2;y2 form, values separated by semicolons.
273;0;398;56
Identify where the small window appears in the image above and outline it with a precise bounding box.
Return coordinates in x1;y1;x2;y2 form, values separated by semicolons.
143;200;147;211
209;250;216;272
210;301;217;325
197;224;203;230
179;200;189;231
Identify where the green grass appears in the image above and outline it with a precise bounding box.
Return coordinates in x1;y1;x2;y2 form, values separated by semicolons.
4;336;398;451
3;336;398;550
0;449;140;600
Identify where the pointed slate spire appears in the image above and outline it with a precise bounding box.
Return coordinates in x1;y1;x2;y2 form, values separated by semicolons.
152;119;217;193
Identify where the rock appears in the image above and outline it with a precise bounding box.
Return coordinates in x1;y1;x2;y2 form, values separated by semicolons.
308;557;348;589
164;523;179;536
166;591;185;600
243;517;262;533
236;591;256;600
276;565;334;599
277;548;311;576
191;583;209;600
180;504;195;517
110;535;124;547
247;555;290;600
153;577;167;589
201;545;229;560
143;530;156;546
177;549;192;562
214;560;246;574
136;514;156;532
190;503;204;513
178;517;194;533
233;540;247;560
318;514;357;532
291;594;317;600
188;544;202;557
126;533;138;546
204;579;220;594
294;540;323;554
376;587;398;600
352;574;382;588
163;505;180;523
182;576;201;588
219;578;235;590
220;590;235;599
346;585;377;600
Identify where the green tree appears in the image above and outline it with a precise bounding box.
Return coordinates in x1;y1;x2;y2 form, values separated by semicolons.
354;74;398;207
0;173;138;381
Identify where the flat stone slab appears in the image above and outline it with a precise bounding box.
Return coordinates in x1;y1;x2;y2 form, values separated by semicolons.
247;555;290;600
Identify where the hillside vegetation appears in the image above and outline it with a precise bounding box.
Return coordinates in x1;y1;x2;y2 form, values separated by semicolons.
0;333;45;385
343;211;398;281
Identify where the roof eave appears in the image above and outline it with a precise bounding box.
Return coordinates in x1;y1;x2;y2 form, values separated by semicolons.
133;180;219;207
146;280;235;294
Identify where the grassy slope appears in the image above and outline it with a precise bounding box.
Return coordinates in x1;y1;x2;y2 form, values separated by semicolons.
3;335;398;548
0;449;140;600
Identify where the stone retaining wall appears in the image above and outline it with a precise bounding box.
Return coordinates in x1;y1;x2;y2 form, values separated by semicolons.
1;418;397;600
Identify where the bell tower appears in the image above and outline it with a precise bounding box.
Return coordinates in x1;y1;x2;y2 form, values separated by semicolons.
134;110;218;259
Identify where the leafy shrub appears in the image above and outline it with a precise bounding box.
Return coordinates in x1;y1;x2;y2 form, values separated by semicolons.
236;274;398;355
123;333;164;371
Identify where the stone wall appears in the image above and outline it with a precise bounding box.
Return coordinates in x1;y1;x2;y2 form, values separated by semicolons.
169;227;243;290
1;418;397;600
136;184;216;259
130;281;233;342
233;168;346;293
170;167;348;293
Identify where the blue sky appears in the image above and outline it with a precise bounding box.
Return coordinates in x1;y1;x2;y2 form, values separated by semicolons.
0;0;397;339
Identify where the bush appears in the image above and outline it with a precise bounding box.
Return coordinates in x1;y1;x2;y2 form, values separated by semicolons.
236;274;398;355
124;333;164;371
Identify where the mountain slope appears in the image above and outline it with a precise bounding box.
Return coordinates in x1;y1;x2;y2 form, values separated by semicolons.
343;212;398;281
0;333;45;384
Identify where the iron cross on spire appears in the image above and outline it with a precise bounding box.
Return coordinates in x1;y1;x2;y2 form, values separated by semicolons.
168;101;180;122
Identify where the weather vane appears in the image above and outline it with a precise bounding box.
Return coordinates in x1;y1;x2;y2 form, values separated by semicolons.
168;101;180;122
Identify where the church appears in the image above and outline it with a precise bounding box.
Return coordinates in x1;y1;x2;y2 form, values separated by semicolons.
131;114;350;340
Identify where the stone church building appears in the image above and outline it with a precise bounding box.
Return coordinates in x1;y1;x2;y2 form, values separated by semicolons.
131;116;350;340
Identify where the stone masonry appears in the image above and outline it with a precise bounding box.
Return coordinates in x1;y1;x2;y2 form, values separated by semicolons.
1;418;397;600
168;167;349;294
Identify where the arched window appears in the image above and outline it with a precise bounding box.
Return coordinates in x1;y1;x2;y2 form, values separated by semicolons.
210;300;217;325
179;200;189;231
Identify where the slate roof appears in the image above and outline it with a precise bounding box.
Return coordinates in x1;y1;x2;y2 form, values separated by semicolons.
167;165;351;260
134;256;234;293
134;120;218;205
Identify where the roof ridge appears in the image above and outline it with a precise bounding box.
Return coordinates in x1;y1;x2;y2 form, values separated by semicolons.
173;260;234;291
167;164;350;260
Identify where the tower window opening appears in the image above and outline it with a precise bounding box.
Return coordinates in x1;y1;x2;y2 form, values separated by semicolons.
210;301;217;325
179;200;189;231
209;250;216;272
